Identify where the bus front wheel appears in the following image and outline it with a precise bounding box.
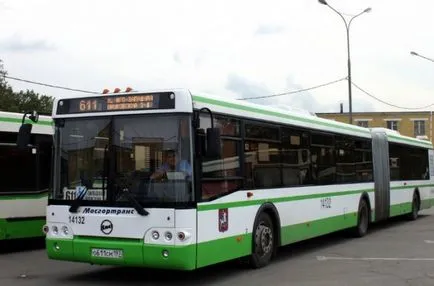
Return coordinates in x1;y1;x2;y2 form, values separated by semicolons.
249;212;275;269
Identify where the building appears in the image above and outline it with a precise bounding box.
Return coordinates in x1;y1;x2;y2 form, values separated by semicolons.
316;111;434;144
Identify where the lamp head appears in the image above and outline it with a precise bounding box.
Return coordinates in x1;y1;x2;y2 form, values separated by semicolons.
364;7;372;13
318;0;328;5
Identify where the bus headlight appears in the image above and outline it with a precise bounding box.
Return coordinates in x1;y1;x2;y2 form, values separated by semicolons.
62;226;69;235
45;224;73;239
152;231;160;240
164;231;173;241
145;228;192;245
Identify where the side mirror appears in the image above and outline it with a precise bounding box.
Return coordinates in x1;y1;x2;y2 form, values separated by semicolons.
17;123;33;149
16;110;39;149
29;111;39;123
206;127;221;159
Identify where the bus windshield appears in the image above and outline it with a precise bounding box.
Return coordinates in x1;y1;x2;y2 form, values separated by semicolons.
53;115;193;204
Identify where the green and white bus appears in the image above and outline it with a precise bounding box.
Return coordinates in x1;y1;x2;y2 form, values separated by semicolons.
0;111;53;241
19;89;434;270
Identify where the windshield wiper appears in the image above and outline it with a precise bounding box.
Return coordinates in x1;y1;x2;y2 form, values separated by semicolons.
118;187;149;216
69;186;88;213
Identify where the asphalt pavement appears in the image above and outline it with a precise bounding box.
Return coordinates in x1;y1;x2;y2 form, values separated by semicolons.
2;208;434;286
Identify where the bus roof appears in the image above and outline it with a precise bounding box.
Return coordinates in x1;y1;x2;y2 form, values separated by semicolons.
190;91;433;150
0;110;53;135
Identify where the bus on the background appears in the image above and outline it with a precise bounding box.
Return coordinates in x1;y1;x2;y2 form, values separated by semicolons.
18;88;434;270
0;111;53;241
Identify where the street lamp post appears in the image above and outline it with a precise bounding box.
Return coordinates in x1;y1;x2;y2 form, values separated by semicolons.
318;0;371;125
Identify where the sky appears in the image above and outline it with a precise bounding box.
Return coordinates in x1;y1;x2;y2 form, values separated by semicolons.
0;0;433;114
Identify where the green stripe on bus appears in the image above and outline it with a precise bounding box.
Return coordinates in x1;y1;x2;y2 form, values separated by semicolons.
42;212;357;269
389;202;412;217
197;183;434;211
0;192;48;200
192;95;432;148
47;237;197;270
198;212;357;267
0;116;52;126
0;218;45;240
281;212;358;246
198;189;374;211
192;95;371;135
197;201;423;267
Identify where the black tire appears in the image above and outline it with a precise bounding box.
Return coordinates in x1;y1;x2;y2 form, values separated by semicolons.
249;212;275;269
353;199;369;238
408;192;420;221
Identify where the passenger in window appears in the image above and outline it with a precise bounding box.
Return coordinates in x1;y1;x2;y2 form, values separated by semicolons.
150;149;191;180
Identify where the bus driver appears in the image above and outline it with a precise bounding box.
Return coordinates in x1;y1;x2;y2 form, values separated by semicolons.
150;149;192;180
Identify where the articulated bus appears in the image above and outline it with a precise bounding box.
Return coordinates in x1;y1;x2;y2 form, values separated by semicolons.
18;89;434;270
0;111;53;241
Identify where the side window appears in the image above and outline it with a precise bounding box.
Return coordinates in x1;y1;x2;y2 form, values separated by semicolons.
199;115;243;200
281;128;310;186
335;136;355;183
354;139;373;182
35;134;53;191
202;140;241;178
310;133;336;185
389;143;402;181
406;147;427;180
244;122;281;189
391;143;430;180
0;145;38;193
199;115;240;137
245;123;279;141
0;132;19;143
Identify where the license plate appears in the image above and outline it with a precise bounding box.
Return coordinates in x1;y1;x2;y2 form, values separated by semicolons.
91;248;123;259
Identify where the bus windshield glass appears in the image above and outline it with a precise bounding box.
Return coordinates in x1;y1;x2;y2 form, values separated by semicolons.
53;115;193;204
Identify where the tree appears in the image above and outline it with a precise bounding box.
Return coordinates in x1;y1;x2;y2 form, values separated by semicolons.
0;60;17;111
0;60;6;87
0;59;54;115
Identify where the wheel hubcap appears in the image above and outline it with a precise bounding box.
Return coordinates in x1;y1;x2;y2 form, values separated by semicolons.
255;224;273;256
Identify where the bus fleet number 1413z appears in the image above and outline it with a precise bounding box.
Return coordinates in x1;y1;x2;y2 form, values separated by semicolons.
69;216;85;224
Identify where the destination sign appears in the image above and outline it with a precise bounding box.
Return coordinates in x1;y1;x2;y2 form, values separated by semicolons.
56;92;175;114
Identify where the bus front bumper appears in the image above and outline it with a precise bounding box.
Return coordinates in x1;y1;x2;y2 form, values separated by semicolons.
46;237;196;270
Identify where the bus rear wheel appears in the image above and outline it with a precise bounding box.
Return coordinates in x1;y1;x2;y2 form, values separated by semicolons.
353;199;369;238
249;212;275;269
